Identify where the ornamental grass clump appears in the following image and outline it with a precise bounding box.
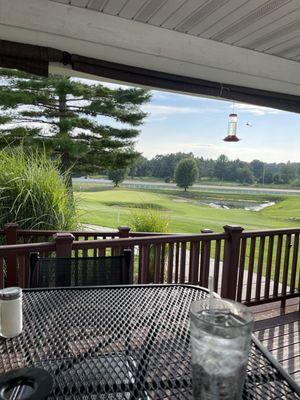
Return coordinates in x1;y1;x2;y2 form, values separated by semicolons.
129;206;169;233
129;206;170;282
0;148;77;230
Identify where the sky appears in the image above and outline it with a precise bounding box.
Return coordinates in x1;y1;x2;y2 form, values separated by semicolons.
138;90;300;163
67;77;300;163
94;78;300;163
3;74;299;163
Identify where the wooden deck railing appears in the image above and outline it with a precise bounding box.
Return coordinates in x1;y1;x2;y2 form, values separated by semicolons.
0;224;299;307
70;231;228;289
0;223;168;245
237;228;300;306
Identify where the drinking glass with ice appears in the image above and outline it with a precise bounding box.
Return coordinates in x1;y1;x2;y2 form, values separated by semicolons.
189;296;253;400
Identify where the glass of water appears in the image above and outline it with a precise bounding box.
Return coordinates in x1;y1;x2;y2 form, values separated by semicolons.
189;298;254;400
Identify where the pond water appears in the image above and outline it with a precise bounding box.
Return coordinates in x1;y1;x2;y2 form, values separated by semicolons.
195;200;275;211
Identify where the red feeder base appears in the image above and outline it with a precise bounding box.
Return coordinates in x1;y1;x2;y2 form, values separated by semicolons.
223;135;240;142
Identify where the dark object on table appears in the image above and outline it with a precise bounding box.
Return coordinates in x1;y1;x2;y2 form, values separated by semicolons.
0;367;53;400
29;250;132;287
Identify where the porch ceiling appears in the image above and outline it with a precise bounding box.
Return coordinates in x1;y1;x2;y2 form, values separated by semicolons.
1;0;300;99
55;0;300;63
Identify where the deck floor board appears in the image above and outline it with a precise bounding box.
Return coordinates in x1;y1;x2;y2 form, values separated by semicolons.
252;299;300;384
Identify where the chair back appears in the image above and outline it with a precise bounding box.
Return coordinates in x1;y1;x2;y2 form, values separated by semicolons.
29;250;132;288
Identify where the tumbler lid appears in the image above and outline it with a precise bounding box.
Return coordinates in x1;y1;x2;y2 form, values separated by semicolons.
0;287;22;300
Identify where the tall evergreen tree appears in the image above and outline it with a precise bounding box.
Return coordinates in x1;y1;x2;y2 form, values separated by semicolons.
0;68;150;186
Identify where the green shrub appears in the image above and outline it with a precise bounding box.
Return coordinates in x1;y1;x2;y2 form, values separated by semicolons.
0;147;77;230
129;206;169;282
129;207;169;233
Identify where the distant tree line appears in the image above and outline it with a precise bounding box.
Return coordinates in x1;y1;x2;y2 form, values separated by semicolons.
128;153;300;185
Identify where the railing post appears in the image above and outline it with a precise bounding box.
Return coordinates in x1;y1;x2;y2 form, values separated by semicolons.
4;223;19;286
53;233;75;287
201;229;214;234
53;232;75;258
118;226;130;238
221;225;244;300
116;227;131;256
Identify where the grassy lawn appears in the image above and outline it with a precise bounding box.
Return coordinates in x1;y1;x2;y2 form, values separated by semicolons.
74;183;300;233
74;183;300;287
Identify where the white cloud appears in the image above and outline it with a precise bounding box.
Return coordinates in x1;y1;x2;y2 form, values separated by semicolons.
151;92;171;100
71;77;130;89
151;89;228;103
234;103;281;116
181;144;215;149
143;105;198;116
142;104;220;117
100;81;131;89
137;140;299;163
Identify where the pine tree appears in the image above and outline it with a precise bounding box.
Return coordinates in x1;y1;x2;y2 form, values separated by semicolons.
0;68;151;187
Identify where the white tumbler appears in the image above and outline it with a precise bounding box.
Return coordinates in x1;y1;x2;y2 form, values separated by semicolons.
0;287;23;338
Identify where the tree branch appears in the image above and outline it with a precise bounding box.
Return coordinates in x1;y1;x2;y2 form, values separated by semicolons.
66;106;84;110
65;98;86;102
13;119;58;125
37;103;58;110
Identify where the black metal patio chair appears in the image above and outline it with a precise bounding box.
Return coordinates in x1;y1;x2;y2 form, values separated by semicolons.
29;250;132;288
28;249;136;397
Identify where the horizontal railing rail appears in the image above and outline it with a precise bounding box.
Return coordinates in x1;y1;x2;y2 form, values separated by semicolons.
0;242;55;255
18;230;120;238
128;232;178;237
242;227;300;237
0;224;299;307
0;224;172;245
0;241;56;288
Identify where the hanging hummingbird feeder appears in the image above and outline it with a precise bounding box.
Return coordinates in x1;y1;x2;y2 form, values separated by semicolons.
223;111;240;142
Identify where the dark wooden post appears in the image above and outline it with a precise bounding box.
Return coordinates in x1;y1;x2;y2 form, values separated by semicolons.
117;226;131;265
118;226;130;238
53;232;74;258
4;223;19;286
221;225;243;300
199;229;213;287
53;233;74;286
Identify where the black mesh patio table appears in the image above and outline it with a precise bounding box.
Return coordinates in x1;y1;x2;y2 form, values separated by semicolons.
0;284;299;399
